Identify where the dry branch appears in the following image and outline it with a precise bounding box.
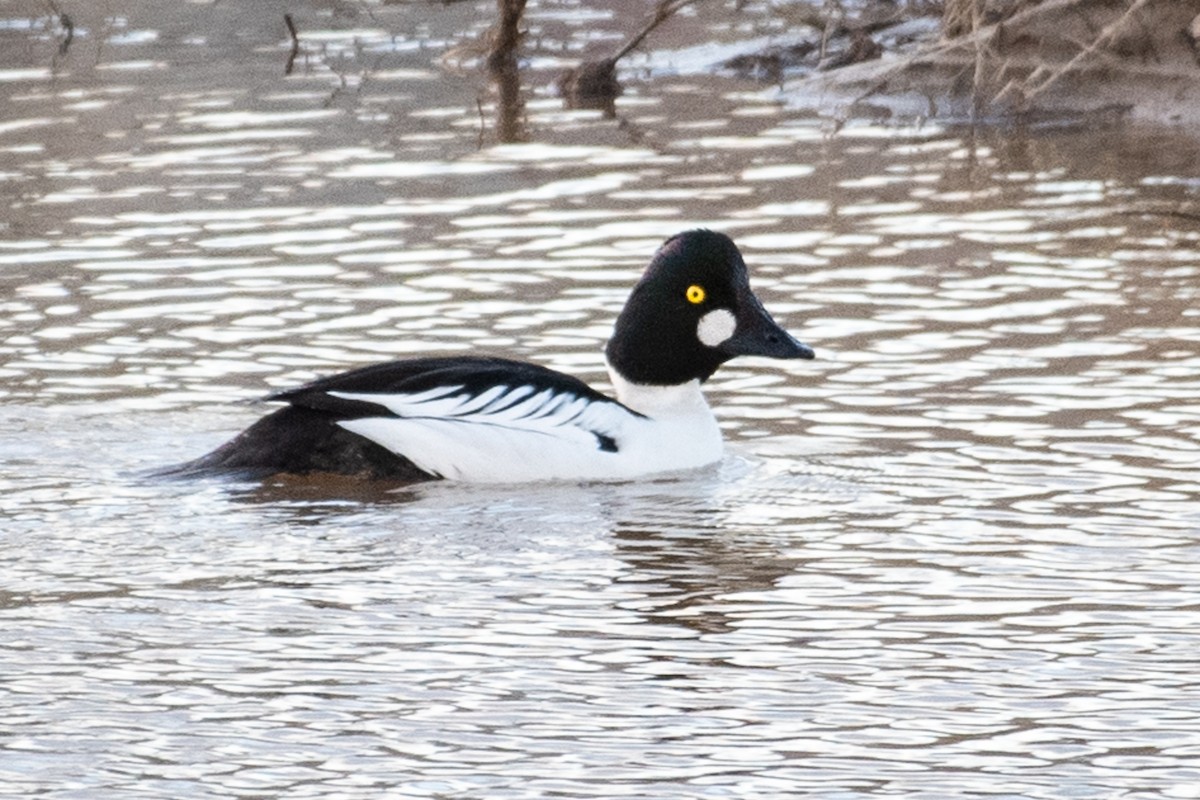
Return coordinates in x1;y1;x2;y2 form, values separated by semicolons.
557;0;705;106
992;0;1156;107
834;0;1192;121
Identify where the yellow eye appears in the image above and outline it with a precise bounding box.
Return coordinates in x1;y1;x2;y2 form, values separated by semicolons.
685;285;706;305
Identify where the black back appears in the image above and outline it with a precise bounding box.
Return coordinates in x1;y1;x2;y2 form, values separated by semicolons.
272;355;618;416
161;356;624;481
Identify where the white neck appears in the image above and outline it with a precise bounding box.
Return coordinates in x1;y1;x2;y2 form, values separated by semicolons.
606;363;714;419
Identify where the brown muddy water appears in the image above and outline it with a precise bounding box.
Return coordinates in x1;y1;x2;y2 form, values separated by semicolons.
2;2;1200;798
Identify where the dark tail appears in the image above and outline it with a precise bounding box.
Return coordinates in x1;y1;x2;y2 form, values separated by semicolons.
155;406;438;483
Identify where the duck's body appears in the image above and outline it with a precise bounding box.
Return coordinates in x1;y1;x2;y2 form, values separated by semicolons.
181;356;723;483
167;230;814;484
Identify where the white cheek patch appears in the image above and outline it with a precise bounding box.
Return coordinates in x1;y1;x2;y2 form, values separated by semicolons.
696;308;737;348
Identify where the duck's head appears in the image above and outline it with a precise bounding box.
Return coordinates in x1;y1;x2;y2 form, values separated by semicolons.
606;229;815;386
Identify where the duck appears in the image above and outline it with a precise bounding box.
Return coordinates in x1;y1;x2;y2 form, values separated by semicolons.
166;229;815;483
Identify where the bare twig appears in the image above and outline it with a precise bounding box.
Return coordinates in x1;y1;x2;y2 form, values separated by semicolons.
844;0;1162;119
819;0;845;62
969;0;986;117
610;0;704;64
476;96;487;148
1000;0;1155;104
284;13;301;75
44;0;73;54
558;0;706;107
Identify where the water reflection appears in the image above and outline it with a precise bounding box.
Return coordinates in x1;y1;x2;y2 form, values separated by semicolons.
4;1;1200;798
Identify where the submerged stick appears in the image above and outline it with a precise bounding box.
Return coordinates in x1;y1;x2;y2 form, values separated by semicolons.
486;0;527;71
558;0;705;106
484;0;529;143
44;0;73;54
284;13;301;75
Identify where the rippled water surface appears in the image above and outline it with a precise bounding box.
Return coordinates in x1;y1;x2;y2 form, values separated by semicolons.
3;2;1200;798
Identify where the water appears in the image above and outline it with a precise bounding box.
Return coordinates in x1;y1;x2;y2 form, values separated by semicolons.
3;2;1200;798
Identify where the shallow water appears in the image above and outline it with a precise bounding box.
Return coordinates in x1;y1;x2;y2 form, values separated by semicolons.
3;2;1200;798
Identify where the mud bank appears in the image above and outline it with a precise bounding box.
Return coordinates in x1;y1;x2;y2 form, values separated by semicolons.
775;0;1200;128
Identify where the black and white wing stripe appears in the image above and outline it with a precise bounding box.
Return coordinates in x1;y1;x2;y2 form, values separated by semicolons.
277;357;640;482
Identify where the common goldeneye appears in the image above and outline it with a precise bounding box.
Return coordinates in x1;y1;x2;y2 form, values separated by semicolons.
167;229;815;483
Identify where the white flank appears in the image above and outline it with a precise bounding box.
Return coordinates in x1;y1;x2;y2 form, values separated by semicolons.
326;370;725;483
696;308;737;348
